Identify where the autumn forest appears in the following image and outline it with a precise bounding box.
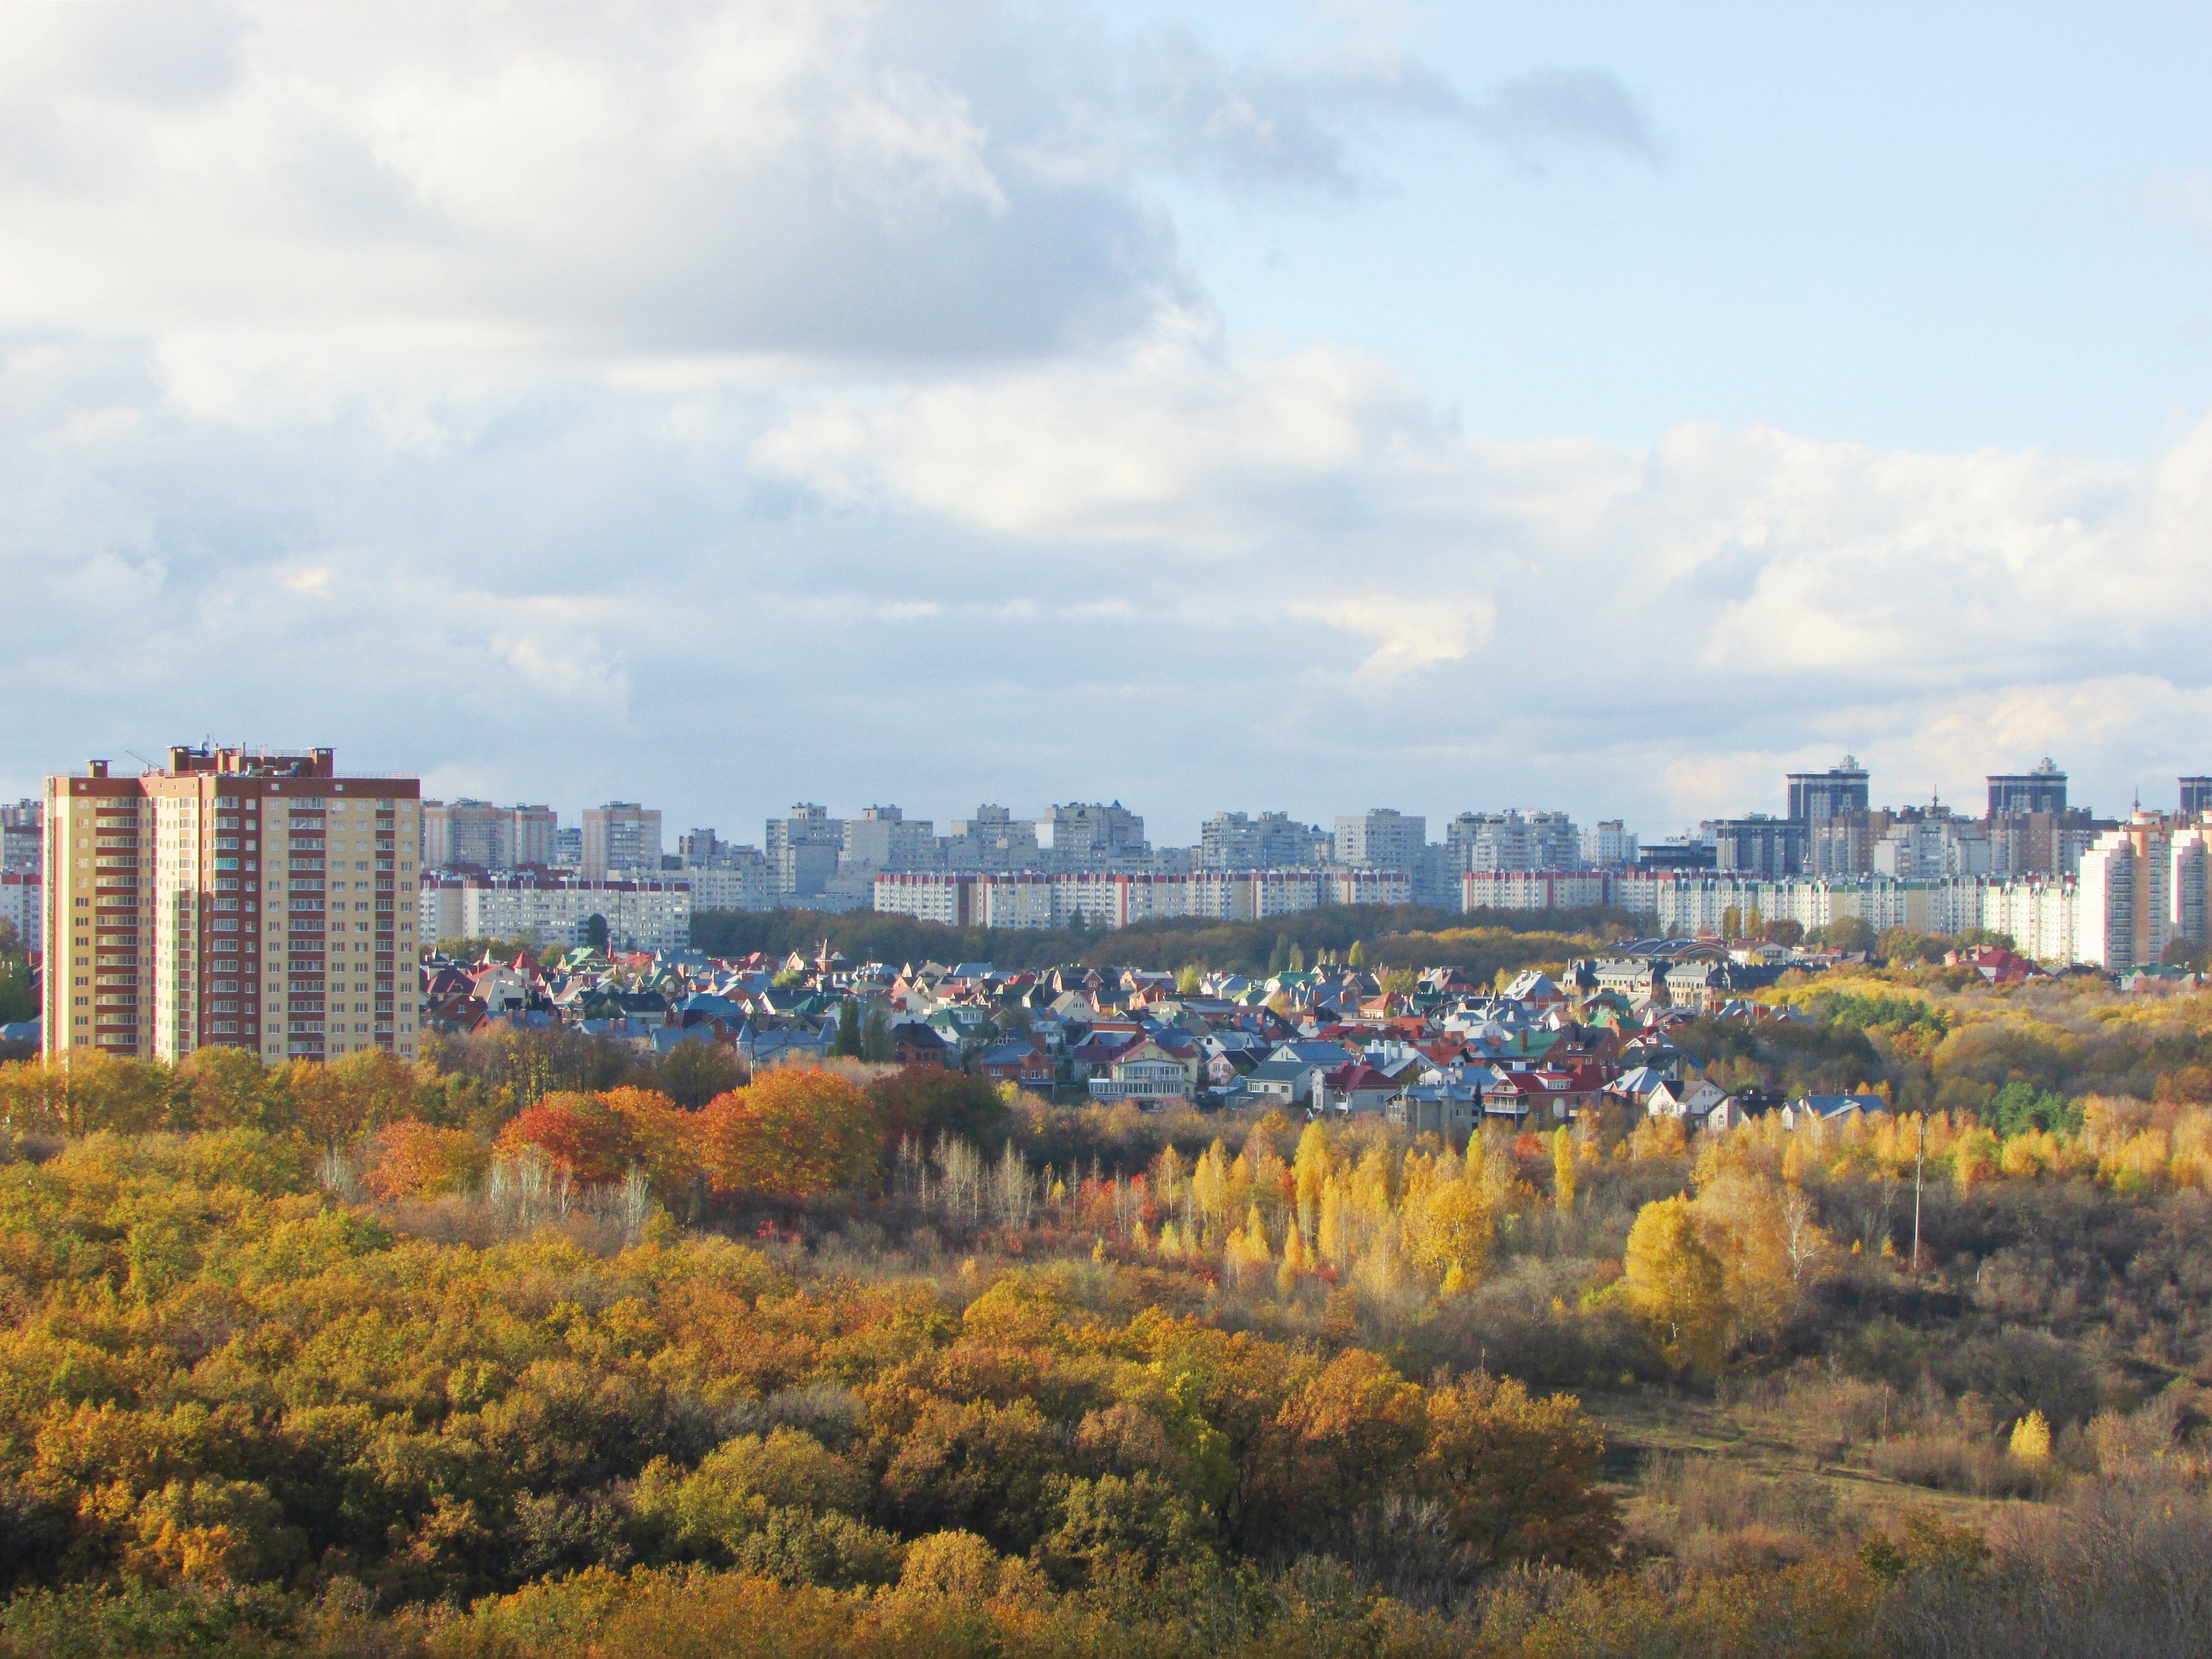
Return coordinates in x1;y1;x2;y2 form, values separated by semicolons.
5;965;2212;1657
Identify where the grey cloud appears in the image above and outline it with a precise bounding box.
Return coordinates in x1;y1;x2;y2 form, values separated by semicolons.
1132;26;1363;192
1466;67;1664;170
1122;30;1660;194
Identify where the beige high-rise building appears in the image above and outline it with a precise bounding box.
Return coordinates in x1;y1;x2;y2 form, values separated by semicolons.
43;746;421;1066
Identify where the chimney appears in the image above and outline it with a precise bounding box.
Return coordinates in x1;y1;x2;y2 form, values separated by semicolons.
310;747;334;776
88;760;108;779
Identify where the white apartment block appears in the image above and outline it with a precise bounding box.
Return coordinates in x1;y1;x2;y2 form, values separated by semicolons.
1581;820;1638;868
872;867;1410;931
1465;870;1613;912
684;862;773;913
1447;810;1583;872
0;872;41;947
1334;809;1425;872
418;876;691;953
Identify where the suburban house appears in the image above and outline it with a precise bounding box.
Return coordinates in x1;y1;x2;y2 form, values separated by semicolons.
889;1022;949;1068
1244;1058;1325;1108
1086;1038;1198;1105
978;1040;1054;1090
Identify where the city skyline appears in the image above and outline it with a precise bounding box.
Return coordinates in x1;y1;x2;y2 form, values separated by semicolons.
8;4;2212;838
12;748;2204;854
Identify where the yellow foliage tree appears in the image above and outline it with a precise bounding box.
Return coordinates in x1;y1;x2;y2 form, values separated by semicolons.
1317;1175;1348;1269
1623;1196;1728;1371
1552;1126;1577;1214
1406;1176;1493;1281
1690;1169;1809;1344
2010;1409;2051;1467
1294;1120;1331;1241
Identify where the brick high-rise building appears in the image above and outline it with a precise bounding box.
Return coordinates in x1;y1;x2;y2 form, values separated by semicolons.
44;746;421;1066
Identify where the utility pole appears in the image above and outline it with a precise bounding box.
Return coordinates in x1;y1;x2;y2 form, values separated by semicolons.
1911;1115;1925;1277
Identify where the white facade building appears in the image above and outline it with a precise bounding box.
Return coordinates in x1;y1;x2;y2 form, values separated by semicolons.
0;872;39;946
418;876;691;953
873;866;1408;931
1334;809;1426;872
1581;820;1638;868
1464;870;1613;912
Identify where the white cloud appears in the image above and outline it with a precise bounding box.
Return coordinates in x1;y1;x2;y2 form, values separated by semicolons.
1;1;2204;843
0;0;1181;365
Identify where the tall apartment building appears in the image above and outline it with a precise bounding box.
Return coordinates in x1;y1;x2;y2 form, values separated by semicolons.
1786;758;1870;823
1873;811;1992;879
1582;820;1638;868
765;803;843;902
1444;810;1582;872
842;805;939;872
421;799;558;870
0;873;39;948
942;805;1039;871
582;802;661;879
1334;808;1425;872
1;800;41;875
1198;810;1329;870
1037;802;1148;869
1803;810;1887;877
678;828;725;863
2077;813;2174;969
43;746;421;1066
2172;815;2212;949
2182;778;2212;818
1710;815;1806;878
1987;759;2068;818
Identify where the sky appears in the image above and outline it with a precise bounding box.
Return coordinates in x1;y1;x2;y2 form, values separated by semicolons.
6;0;2212;845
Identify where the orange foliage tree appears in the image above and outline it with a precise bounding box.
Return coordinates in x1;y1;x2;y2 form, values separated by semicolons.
365;1120;489;1200
494;1091;637;1183
697;1069;881;1198
598;1086;699;1199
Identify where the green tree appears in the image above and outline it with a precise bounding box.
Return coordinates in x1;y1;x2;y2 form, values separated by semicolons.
585;914;611;952
1347;939;1368;969
861;1005;893;1063
831;998;863;1058
657;1039;744;1110
1821;915;1877;954
1288;944;1307;973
